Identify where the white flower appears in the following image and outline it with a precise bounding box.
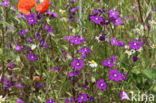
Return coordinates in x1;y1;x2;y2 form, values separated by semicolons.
150;20;156;25
0;95;5;103
89;60;97;68
59;9;66;14
151;44;156;49
124;45;129;49
31;44;37;50
60;17;68;22
125;50;132;56
131;49;136;54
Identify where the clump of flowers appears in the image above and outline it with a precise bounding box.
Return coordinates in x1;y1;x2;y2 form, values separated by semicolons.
103;56;117;68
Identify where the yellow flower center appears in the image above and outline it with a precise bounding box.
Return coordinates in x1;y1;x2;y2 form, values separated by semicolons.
0;98;2;102
127;51;131;54
152;45;156;48
91;60;95;64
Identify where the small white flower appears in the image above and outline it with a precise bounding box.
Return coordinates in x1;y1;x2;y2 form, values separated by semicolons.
0;95;5;103
60;17;68;22
131;49;136;54
125;50;132;56
150;20;156;25
31;44;37;50
59;9;66;14
89;60;98;68
95;36;100;42
151;44;156;49
124;45;129;49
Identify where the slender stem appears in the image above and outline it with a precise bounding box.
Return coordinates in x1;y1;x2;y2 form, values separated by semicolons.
137;0;144;24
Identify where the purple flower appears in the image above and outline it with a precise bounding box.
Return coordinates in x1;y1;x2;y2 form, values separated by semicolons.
7;62;16;69
76;93;88;103
109;69;122;82
68;70;80;77
110;56;117;63
47;11;58;18
117;40;126;47
36;13;43;20
26;54;38;61
114;17;123;26
64;35;86;45
25;14;37;25
26;37;32;44
121;72;127;80
91;9;98;13
16;98;23;103
63;35;75;40
132;56;138;62
88;96;94;102
48;28;55;34
15;45;22;52
70;37;82;45
128;40;143;50
71;59;84;70
90;15;104;24
97;79;108;91
109;9;119;19
99;34;106;41
70;7;78;15
78;46;91;54
46;99;55;103
0;75;7;84
49;67;60;72
111;37;118;46
19;30;26;36
40;40;48;48
1;0;10;6
119;91;130;100
103;59;114;68
15;84;23;88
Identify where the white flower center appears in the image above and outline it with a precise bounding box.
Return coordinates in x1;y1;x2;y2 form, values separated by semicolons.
134;43;137;45
114;74;117;77
76;63;80;66
81;96;84;99
108;61;111;64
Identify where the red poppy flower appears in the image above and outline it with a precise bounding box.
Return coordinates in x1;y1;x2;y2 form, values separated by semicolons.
18;0;36;15
36;0;50;13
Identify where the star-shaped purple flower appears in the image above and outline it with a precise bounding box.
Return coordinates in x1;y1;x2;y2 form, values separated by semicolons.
71;58;84;70
90;15;104;24
109;69;122;82
97;79;108;91
128;40;143;50
76;93;88;103
109;9;120;19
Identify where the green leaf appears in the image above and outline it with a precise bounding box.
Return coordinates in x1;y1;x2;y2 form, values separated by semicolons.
142;70;154;79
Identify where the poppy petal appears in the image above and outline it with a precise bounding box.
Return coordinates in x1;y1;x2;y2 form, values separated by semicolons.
36;0;50;13
18;0;36;15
